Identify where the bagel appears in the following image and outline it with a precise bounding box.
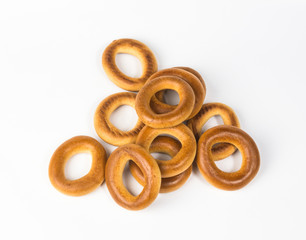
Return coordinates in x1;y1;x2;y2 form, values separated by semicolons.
49;136;107;196
196;125;260;191
102;38;158;91
149;68;205;119
105;144;161;210
135;76;195;128
94;92;145;146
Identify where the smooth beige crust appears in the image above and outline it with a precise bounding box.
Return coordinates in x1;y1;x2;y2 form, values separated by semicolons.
135;76;195;128
136;124;196;178
129;136;192;193
102;38;158;91
148;68;205;119
196;125;260;191
105;144;161;210
49;136;107;196
187;102;240;160
94;92;145;146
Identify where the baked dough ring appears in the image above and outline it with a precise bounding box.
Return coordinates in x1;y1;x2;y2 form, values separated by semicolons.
94;92;145;146
135;76;195;128
105;144;161;210
155;67;206;110
197;125;260;191
187;103;240;160
102;38;158;91
136;124;196;178
49;136;107;196
149;68;205;119
129;136;192;193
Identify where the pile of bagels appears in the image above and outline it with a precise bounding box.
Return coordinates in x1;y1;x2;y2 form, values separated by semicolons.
49;38;260;210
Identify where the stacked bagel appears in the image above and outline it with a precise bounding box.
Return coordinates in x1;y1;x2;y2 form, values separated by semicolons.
49;39;260;211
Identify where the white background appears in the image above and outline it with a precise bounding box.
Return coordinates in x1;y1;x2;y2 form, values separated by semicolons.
1;0;306;239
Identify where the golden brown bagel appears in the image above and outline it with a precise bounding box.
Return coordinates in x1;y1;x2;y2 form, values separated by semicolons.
102;38;158;91
105;144;161;210
129;136;192;193
155;67;206;106
94;92;145;146
197;125;260;191
49;136;107;196
136;124;196;178
148;68;205;118
187;102;240;160
135;76;195;128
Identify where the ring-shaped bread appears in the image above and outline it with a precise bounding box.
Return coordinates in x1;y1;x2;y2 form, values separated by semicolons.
149;68;205;119
49;136;106;196
102;38;158;91
105;144;161;210
135;76;195;128
94;92;145;146
196;125;260;191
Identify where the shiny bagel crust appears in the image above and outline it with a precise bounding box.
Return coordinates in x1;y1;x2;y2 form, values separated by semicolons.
102;38;158;91
196;125;260;191
129;136;192;193
135;76;195;128
105;144;161;210
136;124;196;178
94;92;145;146
49;136;107;196
187;102;240;160
155;67;206;106
149;68;205;119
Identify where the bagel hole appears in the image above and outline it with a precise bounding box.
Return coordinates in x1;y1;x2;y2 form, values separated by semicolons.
151;152;172;161
115;53;142;78
110;105;138;131
214;147;242;173
122;161;143;196
65;153;92;180
201;115;224;135
163;89;180;106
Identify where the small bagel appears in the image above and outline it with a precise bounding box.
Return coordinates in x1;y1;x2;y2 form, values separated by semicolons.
136;124;196;178
105;144;161;210
197;125;260;191
155;67;206;104
148;68;205;118
102;38;158;91
187;102;240;160
155;67;206;109
94;92;145;146
135;76;195;128
129;136;192;193
49;136;107;196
